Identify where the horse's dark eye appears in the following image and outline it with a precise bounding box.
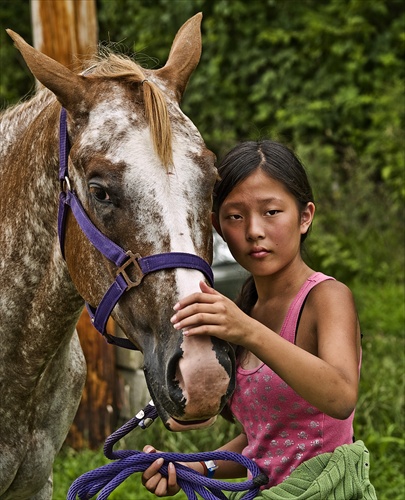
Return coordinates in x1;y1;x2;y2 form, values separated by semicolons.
89;185;111;203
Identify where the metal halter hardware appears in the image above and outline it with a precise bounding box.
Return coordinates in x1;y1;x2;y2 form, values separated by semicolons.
58;108;214;350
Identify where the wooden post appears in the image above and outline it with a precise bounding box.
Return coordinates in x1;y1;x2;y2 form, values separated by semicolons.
66;315;122;450
30;0;121;449
31;0;98;70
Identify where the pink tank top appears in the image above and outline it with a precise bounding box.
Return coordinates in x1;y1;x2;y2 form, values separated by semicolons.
229;272;356;487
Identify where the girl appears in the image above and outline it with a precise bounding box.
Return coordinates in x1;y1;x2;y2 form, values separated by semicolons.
142;140;369;497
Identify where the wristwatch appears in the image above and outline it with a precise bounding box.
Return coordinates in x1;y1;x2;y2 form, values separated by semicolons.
200;460;218;478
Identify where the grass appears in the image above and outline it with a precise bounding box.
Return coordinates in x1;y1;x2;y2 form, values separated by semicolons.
351;280;405;499
54;280;405;500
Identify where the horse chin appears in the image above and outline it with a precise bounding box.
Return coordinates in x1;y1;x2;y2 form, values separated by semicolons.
165;415;217;432
147;387;221;432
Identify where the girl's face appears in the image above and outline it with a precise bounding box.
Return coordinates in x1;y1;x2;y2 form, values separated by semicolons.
214;169;314;278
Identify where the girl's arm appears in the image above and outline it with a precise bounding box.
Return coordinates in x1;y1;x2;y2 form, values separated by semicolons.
171;281;360;420
208;431;248;478
247;280;361;419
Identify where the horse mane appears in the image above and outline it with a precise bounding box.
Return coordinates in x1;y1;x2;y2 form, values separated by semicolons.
86;52;173;169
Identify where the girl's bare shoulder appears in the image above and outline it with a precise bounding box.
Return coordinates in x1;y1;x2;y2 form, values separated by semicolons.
303;278;359;333
308;278;355;307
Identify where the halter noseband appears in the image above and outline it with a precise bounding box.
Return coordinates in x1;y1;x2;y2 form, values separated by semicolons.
58;108;214;350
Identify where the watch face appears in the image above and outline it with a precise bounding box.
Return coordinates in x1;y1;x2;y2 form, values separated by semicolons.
205;460;218;470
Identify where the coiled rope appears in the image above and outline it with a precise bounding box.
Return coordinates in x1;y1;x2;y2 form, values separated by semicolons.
67;401;268;500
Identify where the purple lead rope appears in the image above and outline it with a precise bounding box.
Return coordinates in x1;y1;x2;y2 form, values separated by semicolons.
67;401;268;500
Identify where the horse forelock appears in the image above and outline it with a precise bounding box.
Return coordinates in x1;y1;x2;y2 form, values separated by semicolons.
85;52;173;168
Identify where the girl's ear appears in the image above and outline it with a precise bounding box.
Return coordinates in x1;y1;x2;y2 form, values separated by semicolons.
211;213;225;240
300;202;315;234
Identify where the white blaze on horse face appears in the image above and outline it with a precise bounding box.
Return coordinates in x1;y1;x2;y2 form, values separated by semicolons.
128;129;210;294
77;94;214;304
94;100;213;299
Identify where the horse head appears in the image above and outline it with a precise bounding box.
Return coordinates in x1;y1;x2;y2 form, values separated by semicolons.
7;14;235;431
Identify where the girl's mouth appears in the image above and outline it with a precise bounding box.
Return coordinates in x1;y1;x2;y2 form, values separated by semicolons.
249;248;270;258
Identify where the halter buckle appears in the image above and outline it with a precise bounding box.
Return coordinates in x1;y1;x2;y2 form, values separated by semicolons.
60;175;71;192
117;251;144;289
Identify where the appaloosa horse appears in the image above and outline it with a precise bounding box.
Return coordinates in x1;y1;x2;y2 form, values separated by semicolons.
0;14;235;499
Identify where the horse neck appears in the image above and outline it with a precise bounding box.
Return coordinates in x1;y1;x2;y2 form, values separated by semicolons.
0;92;83;372
0;89;53;157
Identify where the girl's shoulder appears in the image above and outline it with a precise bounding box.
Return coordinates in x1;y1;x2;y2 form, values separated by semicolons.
294;272;356;314
296;275;360;356
304;277;358;329
307;277;354;304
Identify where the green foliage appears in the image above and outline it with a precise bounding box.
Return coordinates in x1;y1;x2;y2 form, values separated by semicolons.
1;0;403;282
0;0;34;107
98;0;404;284
351;280;405;498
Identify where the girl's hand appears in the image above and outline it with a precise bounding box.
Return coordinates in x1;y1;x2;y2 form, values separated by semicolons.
141;446;180;497
171;281;255;346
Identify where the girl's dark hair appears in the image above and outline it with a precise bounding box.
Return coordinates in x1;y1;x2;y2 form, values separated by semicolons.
213;140;314;316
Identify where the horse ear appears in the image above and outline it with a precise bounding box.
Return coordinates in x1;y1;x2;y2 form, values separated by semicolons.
6;29;87;111
156;13;202;102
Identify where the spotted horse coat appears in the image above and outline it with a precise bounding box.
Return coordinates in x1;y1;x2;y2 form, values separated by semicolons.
0;14;235;499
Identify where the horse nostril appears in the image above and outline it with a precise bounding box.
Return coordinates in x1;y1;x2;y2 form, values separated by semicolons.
166;350;187;413
148;336;235;422
168;335;234;419
211;337;236;376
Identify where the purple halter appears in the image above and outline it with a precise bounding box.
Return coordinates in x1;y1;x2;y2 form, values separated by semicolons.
58;108;214;350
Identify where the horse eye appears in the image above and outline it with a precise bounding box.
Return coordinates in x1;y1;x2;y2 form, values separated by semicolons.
89;185;111;203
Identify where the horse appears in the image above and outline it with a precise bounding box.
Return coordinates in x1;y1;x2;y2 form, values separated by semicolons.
0;14;235;499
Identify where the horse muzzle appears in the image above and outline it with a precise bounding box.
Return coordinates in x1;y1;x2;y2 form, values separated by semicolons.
143;333;236;431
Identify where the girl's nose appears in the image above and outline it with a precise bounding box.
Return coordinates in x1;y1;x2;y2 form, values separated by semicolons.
246;216;265;241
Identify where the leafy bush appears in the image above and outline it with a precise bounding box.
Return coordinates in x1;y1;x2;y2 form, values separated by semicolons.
96;0;405;284
2;0;403;282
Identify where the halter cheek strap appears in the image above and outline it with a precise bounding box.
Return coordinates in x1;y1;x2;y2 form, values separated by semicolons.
58;108;214;350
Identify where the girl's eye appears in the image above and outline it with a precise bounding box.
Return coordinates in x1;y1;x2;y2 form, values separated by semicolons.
89;185;111;203
228;214;243;220
266;210;280;216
